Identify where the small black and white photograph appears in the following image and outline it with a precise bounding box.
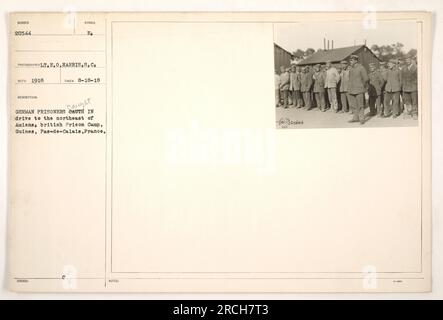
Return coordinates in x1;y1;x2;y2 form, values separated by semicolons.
274;20;419;129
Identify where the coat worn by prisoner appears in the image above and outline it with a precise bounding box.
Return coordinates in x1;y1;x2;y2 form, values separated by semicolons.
380;67;388;82
385;67;402;93
325;67;340;88
290;72;302;91
368;70;384;96
348;63;369;95
280;72;290;91
300;72;313;92
324;67;340;88
313;71;325;93
339;69;350;93
401;64;418;92
379;67;388;91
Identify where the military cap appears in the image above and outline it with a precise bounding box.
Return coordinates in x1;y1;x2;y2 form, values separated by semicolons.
340;60;348;64
349;54;359;60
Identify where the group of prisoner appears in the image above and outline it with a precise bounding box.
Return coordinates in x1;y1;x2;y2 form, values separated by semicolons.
275;54;418;124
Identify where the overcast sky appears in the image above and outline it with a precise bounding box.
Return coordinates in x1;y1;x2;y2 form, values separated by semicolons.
274;20;418;53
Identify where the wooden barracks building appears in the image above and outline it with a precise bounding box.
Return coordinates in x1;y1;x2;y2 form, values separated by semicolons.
274;43;380;72
274;43;292;71
297;44;380;71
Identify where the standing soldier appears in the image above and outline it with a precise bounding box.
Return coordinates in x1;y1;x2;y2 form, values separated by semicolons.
324;61;340;112
290;65;302;108
309;66;316;109
313;64;326;112
397;59;406;115
347;55;369;124
384;59;402;118
288;65;295;106
335;64;342;110
300;66;313;110
278;66;285;107
339;60;350;113
379;61;388;114
401;56;418;119
320;65;328;110
295;66;304;108
274;69;281;108
279;67;290;109
368;63;384;117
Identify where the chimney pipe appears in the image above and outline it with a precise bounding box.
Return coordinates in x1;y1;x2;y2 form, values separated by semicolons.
332;40;334;49
324;38;326;50
327;40;330;50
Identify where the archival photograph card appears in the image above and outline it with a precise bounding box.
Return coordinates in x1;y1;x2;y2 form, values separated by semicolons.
8;11;432;292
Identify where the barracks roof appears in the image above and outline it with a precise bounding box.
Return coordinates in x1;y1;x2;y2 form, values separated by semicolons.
297;45;379;66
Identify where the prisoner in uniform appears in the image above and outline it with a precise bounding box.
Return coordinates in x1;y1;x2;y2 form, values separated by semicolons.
401;56;418;119
324;61;340;112
274;69;281;108
384;59;402;118
347;55;369;124
279;67;290;109
300;66;313;109
290;65;303;108
378;61;388;113
313;64;326;111
368;63;385;117
339;60;350;113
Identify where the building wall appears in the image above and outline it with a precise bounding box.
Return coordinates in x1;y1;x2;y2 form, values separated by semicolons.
274;45;291;72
